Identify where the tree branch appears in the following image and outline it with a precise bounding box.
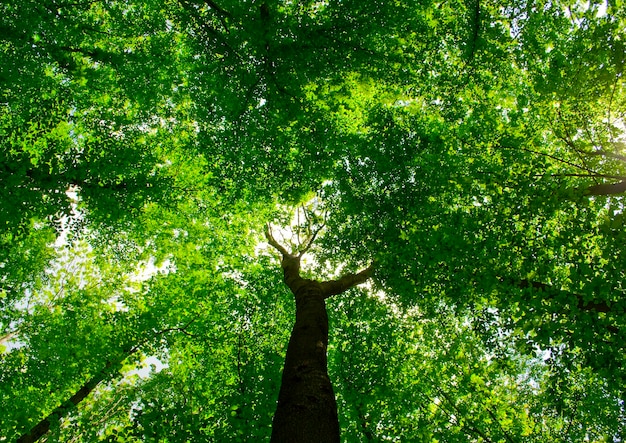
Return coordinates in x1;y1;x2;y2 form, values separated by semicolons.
585;180;626;196
520;279;614;313
320;263;375;298
265;224;292;258
204;0;231;33
265;223;372;297
265;225;305;293
204;0;231;17
0;331;16;345
178;0;242;60
586;149;626;163
297;222;325;258
16;320;198;443
467;0;480;61
501;145;595;176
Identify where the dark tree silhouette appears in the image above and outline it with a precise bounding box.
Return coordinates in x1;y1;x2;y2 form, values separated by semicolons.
265;226;374;442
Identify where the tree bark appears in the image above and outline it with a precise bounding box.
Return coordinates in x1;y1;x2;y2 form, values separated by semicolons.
270;279;340;443
266;227;373;442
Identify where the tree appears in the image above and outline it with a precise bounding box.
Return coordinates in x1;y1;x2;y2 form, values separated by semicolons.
2;0;626;441
264;221;373;442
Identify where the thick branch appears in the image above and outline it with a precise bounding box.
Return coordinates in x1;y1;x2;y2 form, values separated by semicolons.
265;225;305;293
467;0;480;61
575;149;626;163
265;225;373;297
204;0;231;33
204;0;231;17
585;180;626;196
178;0;242;59
17;353;131;443
320;263;375;298
0;331;16;345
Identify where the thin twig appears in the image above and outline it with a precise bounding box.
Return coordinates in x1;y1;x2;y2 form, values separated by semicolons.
501;145;598;176
298;221;325;258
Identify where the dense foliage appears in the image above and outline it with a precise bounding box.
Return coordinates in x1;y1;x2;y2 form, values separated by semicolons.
1;0;625;441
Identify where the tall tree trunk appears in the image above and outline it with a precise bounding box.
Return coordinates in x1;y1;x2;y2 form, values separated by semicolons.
266;226;373;442
270;280;340;442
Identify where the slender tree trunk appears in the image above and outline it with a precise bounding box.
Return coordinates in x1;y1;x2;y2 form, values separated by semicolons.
16;320;195;443
266;226;373;442
17;358;124;443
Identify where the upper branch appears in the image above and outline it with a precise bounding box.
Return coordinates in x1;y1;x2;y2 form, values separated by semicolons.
205;0;231;17
585;179;626;196
297;222;325;258
265;225;304;292
265;224;293;259
265;224;374;297
320;263;375;299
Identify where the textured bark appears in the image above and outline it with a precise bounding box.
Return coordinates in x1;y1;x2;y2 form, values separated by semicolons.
266;227;373;442
271;279;340;443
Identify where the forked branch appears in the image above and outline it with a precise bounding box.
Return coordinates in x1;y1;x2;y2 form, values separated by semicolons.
265;223;375;298
297;221;324;258
265;220;325;259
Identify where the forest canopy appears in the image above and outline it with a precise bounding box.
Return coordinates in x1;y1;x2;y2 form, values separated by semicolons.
1;0;625;441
